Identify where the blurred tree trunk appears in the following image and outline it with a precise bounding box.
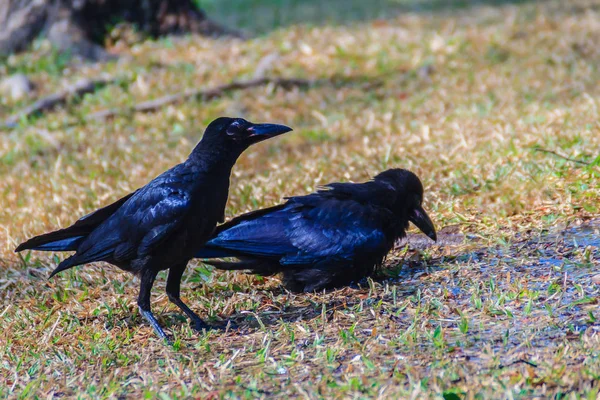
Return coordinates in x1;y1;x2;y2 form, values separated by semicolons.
0;0;241;60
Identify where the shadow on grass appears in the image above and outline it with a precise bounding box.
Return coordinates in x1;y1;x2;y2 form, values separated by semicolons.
202;0;537;34
220;219;599;333
223;263;440;331
73;220;599;338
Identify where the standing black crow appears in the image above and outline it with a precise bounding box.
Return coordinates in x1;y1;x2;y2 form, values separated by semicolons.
195;169;436;292
15;117;292;340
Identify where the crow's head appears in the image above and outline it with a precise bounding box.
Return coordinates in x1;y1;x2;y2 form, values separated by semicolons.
201;117;292;149
374;169;437;241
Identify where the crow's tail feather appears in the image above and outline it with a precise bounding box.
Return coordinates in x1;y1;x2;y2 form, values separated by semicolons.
48;256;81;278
203;258;281;277
195;248;234;259
15;229;86;253
14;191;135;253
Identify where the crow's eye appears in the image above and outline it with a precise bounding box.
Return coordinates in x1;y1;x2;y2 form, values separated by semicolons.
226;122;241;136
225;122;240;136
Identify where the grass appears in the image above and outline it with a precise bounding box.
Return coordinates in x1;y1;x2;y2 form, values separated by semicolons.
1;0;600;398
199;0;534;33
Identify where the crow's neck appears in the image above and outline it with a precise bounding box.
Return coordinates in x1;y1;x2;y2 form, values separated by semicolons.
188;140;242;171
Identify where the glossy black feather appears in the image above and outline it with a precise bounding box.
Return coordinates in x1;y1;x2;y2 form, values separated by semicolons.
197;168;436;292
15;117;292;340
15;191;137;252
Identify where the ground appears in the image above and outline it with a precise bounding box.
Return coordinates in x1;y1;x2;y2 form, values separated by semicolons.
1;0;600;398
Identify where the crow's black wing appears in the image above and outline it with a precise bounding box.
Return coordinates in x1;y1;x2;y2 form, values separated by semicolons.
71;178;194;265
199;203;298;259
199;195;393;265
281;196;392;265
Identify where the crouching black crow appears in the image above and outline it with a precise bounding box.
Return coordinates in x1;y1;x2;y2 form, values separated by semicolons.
16;117;292;341
196;169;436;292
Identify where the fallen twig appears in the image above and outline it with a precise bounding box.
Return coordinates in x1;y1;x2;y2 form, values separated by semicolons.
88;77;312;120
3;77;117;128
1;73;387;128
499;358;538;369
534;148;590;166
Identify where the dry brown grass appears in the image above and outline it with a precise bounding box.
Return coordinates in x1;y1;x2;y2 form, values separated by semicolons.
1;0;599;398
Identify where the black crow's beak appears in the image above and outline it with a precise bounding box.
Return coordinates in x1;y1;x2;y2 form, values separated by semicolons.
409;205;437;242
246;123;292;140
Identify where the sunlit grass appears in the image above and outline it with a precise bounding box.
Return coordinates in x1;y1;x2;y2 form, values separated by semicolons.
1;0;599;398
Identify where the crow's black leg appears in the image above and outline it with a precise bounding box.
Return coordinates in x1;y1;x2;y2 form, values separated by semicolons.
138;268;169;342
166;264;210;331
